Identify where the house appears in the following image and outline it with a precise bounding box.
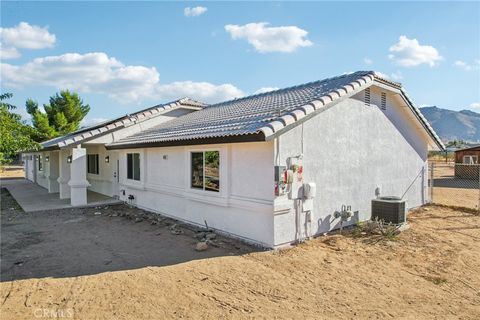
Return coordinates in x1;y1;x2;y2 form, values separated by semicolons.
454;145;480;164
23;71;444;248
454;145;480;179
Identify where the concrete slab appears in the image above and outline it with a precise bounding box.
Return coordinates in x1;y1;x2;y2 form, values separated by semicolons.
1;179;121;212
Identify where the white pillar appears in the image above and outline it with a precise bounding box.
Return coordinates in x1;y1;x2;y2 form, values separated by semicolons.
47;151;60;193
68;146;90;206
57;149;71;199
24;154;29;180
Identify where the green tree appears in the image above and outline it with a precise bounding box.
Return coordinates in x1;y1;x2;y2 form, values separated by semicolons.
0;93;40;165
27;90;90;140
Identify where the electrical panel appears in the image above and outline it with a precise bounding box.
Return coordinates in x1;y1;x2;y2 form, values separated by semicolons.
302;182;316;212
286;157;304;200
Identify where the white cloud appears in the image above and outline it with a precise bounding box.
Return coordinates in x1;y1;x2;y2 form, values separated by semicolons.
224;22;313;53
184;6;208;17
453;60;479;71
81;117;109;127
155;81;243;103
1;52;244;103
254;87;279;94
469;102;480;110
391;71;403;80
364;57;373;65
0;22;56;59
0;43;20;59
388;35;442;67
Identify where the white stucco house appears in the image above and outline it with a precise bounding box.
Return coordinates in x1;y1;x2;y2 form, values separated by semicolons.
23;71;444;248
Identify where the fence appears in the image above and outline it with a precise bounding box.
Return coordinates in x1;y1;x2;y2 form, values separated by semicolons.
430;162;480;211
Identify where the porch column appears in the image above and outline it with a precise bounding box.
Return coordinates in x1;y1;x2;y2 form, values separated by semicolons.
47;151;60;193
57;149;71;199
68;146;90;206
24;154;29;180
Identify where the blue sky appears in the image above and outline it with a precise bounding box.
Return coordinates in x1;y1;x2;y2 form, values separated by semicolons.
1;1;479;126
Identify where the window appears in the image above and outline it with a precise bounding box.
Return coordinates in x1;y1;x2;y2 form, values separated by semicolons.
38;155;43;171
87;154;99;174
191;151;220;192
463;155;478;164
127;153;140;181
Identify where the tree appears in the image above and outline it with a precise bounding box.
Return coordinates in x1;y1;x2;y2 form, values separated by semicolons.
27;90;90;140
0;93;40;165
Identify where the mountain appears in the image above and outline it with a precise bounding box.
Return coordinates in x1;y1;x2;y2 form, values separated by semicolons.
420;106;480;142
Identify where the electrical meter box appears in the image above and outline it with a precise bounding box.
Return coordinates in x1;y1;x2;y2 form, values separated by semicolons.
274;165;287;196
286;157;304;200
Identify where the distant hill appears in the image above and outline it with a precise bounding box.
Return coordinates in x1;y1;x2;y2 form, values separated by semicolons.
420;106;480;142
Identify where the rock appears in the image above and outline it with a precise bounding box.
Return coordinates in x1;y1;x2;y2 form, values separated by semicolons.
111;213;118;217
134;218;143;223
195;232;206;239
171;229;183;235
151;220;158;225
94;212;102;215
205;233;216;240
195;242;208;251
169;224;178;230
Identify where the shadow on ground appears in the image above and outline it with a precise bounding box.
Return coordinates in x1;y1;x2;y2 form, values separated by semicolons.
1;188;258;281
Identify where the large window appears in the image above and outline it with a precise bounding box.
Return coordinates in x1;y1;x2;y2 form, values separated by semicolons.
127;153;140;181
87;154;99;174
191;151;220;192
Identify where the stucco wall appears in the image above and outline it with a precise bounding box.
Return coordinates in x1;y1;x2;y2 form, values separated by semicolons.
116;142;275;247
273;86;429;246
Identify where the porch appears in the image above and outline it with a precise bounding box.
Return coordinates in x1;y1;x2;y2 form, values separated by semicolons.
24;145;120;207
1;179;121;212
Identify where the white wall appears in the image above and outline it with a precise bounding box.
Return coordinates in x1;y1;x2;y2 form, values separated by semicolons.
116;142;275;247
273;86;429;246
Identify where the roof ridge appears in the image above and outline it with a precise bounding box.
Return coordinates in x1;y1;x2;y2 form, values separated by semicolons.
206;71;375;109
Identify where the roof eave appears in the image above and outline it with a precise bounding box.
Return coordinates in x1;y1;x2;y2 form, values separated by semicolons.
105;132;266;150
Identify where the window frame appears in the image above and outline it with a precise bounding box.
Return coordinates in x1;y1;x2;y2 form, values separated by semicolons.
463;155;478;164
127;153;141;181
190;150;220;193
38;155;43;171
87;154;100;175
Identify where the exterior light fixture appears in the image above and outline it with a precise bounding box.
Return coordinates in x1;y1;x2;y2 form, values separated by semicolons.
105;156;110;163
67;155;72;163
45;156;50;162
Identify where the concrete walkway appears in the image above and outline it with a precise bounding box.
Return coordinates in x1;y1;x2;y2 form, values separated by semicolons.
1;179;121;212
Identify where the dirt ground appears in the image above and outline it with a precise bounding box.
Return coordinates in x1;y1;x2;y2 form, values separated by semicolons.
1;190;479;319
432;164;479;209
0;167;25;179
0;188;254;282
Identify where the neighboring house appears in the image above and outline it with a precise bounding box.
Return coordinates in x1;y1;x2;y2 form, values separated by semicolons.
24;71;444;248
454;145;480;164
454;145;480;179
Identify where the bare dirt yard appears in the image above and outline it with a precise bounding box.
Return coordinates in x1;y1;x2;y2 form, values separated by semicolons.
1;189;479;319
432;163;479;210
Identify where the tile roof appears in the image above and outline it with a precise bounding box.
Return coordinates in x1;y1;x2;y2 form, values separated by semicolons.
107;71;381;148
40;98;206;150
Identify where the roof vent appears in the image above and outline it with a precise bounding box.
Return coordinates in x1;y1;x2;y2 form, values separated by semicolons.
364;88;371;106
381;92;387;111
